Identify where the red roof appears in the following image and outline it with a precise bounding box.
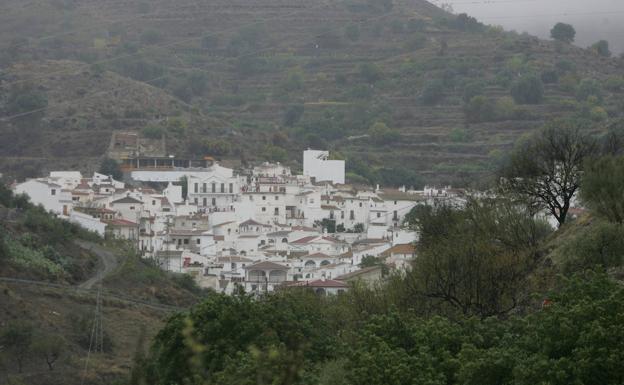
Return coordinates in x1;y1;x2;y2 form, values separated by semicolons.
104;219;137;227
291;235;318;244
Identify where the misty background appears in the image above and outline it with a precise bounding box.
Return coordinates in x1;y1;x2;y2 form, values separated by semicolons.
433;0;624;54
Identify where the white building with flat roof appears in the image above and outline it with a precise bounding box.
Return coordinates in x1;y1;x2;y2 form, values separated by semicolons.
303;150;345;185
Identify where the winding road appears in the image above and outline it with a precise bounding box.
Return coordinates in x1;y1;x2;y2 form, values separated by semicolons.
75;240;119;289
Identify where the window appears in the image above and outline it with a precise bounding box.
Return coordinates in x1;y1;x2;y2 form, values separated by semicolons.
377;212;381;218
130;206;135;210
184;239;189;245
152;200;156;205
212;182;216;193
229;183;233;193
359;202;362;207
228;228;231;235
220;183;225;193
202;183;207;193
249;196;253;201
194;198;198;204
350;210;355;220
282;238;288;243
196;239;200;244
275;196;279;201
194;183;198;193
72;197;79;201
274;208;279;215
262;196;266;200
231;262;236;269
262;207;266;212
393;211;398;220
394;200;398;205
212;198;216;206
51;189;56;196
341;211;344;219
201;198;206;206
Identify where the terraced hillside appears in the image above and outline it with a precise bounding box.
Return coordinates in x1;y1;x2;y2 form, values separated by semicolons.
0;0;622;186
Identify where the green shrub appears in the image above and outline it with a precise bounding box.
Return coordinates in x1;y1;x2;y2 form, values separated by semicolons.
590;40;611;57
345;24;360;41
358;63;382;83
368;122;400;144
510;74;544;104
141;125;164;139
462;80;485;103
421;79;445;106
550;22;576;43
576;79;603;102
140;29;163;45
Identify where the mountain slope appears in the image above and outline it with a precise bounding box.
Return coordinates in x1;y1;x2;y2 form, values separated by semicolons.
1;0;622;185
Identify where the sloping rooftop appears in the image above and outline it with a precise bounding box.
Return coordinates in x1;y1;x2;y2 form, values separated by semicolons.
111;196;143;204
244;261;289;270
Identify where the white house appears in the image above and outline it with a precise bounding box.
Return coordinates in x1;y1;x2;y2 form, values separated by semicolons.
13;179;72;216
303;150;345;185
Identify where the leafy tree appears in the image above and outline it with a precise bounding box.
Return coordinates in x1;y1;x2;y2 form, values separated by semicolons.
591;40;611;57
359;63;382;83
462;80;485;103
140;29;163;45
98;158;123;180
421;79;445;106
550;22;576;43
262;145;288;162
576;78;603;102
202;140;232;157
368;122;400;144
345;24;360;42
510;74;544;104
560;221;624;273
280;70;305;92
32;334;65;371
283;104;304;127
581;156;624;223
409;199;550;317
319;218;336;233
464;96;495;123
0;322;33;373
141;125;165;139
360;255;389;275
500;119;597;226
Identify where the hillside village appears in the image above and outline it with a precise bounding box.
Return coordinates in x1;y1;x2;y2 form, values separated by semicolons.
10;150;468;295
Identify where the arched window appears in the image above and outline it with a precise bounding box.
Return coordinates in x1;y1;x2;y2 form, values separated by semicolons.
305;260;316;269
269;270;286;283
320;260;331;266
248;270;266;282
282;238;288;243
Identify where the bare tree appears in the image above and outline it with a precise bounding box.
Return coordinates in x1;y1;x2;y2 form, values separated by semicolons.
500;120;597;227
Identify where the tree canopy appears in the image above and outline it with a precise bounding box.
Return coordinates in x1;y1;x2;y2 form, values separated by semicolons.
500;119;597;227
550;22;576;43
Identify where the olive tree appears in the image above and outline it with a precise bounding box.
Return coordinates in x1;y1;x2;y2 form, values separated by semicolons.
581;156;624;223
550;22;576;44
500;120;597;227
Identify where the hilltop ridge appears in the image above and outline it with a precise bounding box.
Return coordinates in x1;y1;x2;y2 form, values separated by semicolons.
1;0;623;186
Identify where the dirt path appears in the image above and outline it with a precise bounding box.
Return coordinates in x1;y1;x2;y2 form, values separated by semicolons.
75;240;119;289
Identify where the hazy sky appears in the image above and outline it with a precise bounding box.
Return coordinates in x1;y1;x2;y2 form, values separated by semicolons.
431;0;624;54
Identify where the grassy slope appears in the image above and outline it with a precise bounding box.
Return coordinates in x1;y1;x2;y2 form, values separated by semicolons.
0;0;622;184
0;195;207;384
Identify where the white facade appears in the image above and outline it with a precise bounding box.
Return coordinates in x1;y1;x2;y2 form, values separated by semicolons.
303;150;345;185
